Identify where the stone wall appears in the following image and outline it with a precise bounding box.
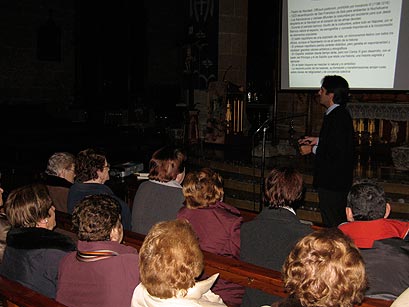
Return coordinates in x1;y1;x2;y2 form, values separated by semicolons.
0;1;76;106
218;0;248;88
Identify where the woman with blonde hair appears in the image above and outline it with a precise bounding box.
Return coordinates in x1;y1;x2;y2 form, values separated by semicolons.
271;228;367;307
131;219;226;307
178;168;243;307
0;183;76;298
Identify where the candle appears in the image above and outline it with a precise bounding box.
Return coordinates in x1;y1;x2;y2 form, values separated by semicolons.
240;100;243;132
233;100;237;133
359;119;364;132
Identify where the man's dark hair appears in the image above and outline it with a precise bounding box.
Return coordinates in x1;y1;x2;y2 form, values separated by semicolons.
75;148;107;183
347;182;387;221
321;75;350;106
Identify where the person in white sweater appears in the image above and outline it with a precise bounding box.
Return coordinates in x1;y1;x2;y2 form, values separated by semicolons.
131;219;226;307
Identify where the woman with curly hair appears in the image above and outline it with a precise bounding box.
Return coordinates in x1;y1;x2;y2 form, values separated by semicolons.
67;148;132;229
131;219;226;307
178;168;243;307
271;228;367;307
57;194;140;307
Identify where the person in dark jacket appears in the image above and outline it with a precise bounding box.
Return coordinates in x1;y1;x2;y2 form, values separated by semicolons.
132;146;186;235
67;148;132;230
42;152;76;212
241;167;312;307
57;194;140;307
299;75;354;227
339;181;409;300
0;183;76;298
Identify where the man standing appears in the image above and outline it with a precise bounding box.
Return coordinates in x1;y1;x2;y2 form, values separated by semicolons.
299;75;354;227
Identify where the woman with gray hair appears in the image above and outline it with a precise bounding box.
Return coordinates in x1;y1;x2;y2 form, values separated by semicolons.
43;152;75;212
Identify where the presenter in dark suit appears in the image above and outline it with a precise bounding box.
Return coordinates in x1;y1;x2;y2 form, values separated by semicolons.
298;75;354;227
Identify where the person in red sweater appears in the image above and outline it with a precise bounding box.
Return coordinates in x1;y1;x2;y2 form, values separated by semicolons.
339;181;409;300
339;181;409;248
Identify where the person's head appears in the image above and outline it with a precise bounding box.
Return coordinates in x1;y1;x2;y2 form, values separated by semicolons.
4;183;56;230
139;219;203;299
319;75;349;107
45;152;76;183
72;194;123;242
149;146;186;183
346;181;390;222
283;228;367;307
183;168;224;209
75;148;110;184
264;167;303;208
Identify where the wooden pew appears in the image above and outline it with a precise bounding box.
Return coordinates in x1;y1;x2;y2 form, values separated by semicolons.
55;211;393;307
0;276;69;307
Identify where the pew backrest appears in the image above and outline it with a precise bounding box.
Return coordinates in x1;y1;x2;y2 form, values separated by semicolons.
0;276;69;307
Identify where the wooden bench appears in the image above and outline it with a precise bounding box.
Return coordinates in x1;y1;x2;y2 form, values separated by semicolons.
55;211;393;307
0;275;69;307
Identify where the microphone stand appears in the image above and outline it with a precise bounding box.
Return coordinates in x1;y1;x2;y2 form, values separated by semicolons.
260;126;268;211
252;113;307;212
252;118;272;212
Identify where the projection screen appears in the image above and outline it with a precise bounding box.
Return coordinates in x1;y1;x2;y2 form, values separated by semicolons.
281;0;409;90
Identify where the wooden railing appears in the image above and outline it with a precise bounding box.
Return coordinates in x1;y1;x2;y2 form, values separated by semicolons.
0;275;69;307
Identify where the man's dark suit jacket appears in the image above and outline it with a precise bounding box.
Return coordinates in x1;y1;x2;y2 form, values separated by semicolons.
240;208;312;307
313;105;354;192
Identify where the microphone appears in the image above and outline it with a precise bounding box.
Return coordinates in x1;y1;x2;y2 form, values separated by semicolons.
255;118;272;134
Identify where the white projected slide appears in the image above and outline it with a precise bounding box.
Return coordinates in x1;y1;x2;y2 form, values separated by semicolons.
281;0;409;90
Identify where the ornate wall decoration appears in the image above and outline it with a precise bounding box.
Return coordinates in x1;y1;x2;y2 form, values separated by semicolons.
184;0;219;90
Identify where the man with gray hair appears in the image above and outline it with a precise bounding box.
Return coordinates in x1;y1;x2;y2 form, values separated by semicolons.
339;181;409;300
43;152;75;212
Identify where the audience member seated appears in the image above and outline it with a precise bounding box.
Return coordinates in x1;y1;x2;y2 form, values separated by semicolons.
270;228;367;307
240;167;312;307
67;148;132;230
178;168;243;307
339;181;409;300
131;219;226;307
391;288;409;307
0;183;76;298
57;194;140;307
339;181;409;247
42;152;76;212
132;146;186;235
